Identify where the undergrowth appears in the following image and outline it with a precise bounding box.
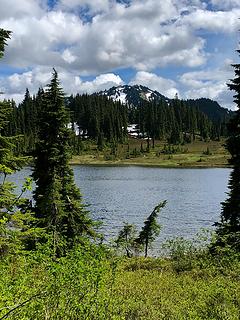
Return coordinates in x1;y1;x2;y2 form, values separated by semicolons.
0;238;239;320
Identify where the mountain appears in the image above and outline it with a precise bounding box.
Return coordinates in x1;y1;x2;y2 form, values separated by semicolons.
184;98;233;123
99;85;232;123
99;84;170;106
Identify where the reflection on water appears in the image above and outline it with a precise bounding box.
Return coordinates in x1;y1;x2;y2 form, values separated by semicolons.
10;166;230;254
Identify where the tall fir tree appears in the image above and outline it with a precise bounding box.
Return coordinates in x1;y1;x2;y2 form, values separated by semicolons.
215;49;240;251
32;70;95;252
0;29;16;219
0;29;34;255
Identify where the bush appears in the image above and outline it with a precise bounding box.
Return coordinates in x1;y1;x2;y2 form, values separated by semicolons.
0;242;118;320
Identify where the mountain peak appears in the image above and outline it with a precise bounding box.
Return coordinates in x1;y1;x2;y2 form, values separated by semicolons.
98;84;169;105
98;84;232;123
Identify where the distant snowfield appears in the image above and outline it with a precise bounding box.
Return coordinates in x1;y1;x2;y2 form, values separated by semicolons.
99;84;169;106
113;92;127;104
145;92;152;100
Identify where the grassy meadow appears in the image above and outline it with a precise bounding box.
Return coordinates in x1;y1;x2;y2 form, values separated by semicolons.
71;137;230;168
1;240;239;320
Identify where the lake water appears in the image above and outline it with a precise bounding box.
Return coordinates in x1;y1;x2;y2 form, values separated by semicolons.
11;166;230;254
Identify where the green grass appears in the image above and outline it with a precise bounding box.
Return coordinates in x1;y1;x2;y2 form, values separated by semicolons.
112;257;240;319
71;138;230;168
1;241;239;320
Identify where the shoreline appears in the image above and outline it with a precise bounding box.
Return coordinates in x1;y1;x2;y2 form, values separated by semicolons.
70;157;231;169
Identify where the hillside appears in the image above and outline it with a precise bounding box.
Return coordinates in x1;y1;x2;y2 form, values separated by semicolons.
185;98;233;122
99;84;170;106
99;85;232;124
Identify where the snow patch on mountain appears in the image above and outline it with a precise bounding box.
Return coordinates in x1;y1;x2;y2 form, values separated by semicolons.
98;84;169;106
145;92;152;100
112;92;127;104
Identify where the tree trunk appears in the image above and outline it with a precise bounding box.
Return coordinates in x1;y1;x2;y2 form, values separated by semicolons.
145;237;148;258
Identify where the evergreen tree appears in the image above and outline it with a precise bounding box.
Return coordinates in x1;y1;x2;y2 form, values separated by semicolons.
215;50;240;251
32;70;95;253
0;29;34;255
135;201;167;257
0;28;11;58
115;223;137;257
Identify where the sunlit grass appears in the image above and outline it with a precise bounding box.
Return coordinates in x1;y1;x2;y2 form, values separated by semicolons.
71;138;230;167
1;243;239;319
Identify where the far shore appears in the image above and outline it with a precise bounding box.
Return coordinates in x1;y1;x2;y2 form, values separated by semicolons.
70;154;231;168
69;137;230;169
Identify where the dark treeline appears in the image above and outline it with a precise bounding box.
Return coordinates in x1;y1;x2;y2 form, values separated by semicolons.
3;88;43;154
2;89;228;155
128;98;227;146
3;90;128;154
67;93;128;149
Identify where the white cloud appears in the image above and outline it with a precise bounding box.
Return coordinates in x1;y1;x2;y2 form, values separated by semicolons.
179;60;235;109
182;8;240;33
0;0;239;106
59;72;124;94
130;71;179;98
0;68;124;103
62;49;77;63
58;0;111;14
0;0;217;74
1;10;84;68
0;0;45;20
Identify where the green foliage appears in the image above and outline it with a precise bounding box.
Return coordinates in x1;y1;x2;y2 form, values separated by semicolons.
32;70;95;254
161;144;183;155
164;237;199;272
0;28;11;58
115;223;137;257
0;242;119;320
129;98;219;144
0;175;42;256
115;202;167;258
162;233;214;273
0;30;36;257
67;93;128;147
135;201;167;257
0;235;236;319
1;84;228;157
214;49;240;252
113;253;240;319
0;231;240;319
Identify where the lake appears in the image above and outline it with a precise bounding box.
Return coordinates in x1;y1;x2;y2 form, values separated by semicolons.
11;166;230;254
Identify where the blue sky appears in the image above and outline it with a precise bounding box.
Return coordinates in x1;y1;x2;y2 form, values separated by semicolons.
0;0;240;109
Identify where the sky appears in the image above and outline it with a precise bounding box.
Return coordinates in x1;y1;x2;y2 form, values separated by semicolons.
0;0;240;109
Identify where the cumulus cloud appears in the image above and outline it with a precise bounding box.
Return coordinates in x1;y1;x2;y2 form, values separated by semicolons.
57;0;111;14
179;59;235;109
0;0;229;74
182;8;240;33
130;71;179;98
0;0;45;20
0;67;124;103
1;10;84;68
58;72;124;95
0;0;239;106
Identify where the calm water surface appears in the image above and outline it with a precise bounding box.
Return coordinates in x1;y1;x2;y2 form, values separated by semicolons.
12;166;230;253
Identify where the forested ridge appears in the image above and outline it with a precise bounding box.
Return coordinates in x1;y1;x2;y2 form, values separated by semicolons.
1;86;230;156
